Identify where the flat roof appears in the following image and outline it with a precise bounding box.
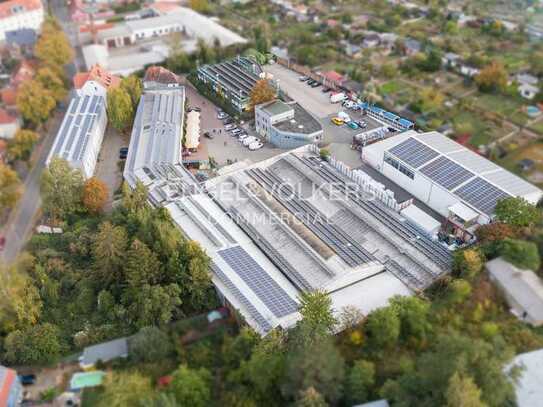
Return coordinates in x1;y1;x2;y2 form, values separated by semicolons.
273;103;323;135
261;100;292;116
198;57;260;97
81;337;128;366
486;257;543;324
507;349;543;407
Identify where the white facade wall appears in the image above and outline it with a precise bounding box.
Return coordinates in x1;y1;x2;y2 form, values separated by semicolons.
0;119;20;139
132;22;181;40
80;106;107;178
0;7;43;41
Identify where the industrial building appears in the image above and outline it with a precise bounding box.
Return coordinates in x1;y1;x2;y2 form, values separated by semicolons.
0;365;22;407
362;130;543;240
46;85;107;179
255;100;323;148
0;0;44;41
123;70;452;336
197;57;263;113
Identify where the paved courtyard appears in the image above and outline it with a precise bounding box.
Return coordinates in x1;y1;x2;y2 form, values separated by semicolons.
95;126;125;210
264;63;339;119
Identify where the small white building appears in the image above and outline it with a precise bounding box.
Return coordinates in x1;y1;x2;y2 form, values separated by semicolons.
0;108;20;139
46;84;107;179
486;257;543;326
0;0;44;42
519;83;539;100
362;131;543;237
185;110;200;151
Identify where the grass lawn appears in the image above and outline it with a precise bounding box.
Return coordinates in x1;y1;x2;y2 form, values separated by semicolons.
475;93;523;117
469;132;492;147
528;119;543;135
379;80;402;95
510;111;530;127
497;141;543;186
81;388;104;407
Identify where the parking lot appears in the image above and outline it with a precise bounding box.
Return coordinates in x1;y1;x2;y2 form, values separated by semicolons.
185;84;284;166
264;63;339;119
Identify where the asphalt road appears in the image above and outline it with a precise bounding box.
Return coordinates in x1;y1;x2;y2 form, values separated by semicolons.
1;112;63;264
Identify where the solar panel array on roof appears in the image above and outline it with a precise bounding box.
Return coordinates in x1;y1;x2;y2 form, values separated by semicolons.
218;246;298;318
454;177;511;215
420;156;475;191
389;137;439;169
210;263;273;333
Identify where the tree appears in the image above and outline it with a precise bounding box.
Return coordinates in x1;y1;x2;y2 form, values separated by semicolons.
418;87;445;113
125;283;182;328
283;334;345;403
183;240;213;310
365;307;400;348
107;87;134;132
40;157;84;220
0;163;22;211
4;323;62;365
0;254;42;330
121;75;142;108
124;239;162;287
298;290;337;336
196;38;214;64
35;25;74;70
447;279;472;304
345;360;375;405
249;80;276;111
296;387;328;407
16;79;56;126
82;177;108;214
418;49;442;72
475;61;507;93
452;248;485;279
8;129;39;161
92;222;128;284
446;372;487;407
498;238;541;271
495;197;541;227
475;223;518;244
130;326;173;363
168;365;212;407
188;0;210;13
36;67;67;102
390;296;431;343
529;51;543;77
99;372;154;407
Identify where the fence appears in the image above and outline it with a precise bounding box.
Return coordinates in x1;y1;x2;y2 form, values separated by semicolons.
308;144;413;212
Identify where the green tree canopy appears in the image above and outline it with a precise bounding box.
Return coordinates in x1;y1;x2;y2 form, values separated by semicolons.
99;371;154;407
16;79;56;126
107;87;134;132
446;372;487;407
495;197;541;227
365;306;400;348
8;129;39;161
498;238;541;271
345;360;375;405
130;326;173;363
0;163;22;211
40;157;84;220
4;323;62;365
168;364;212;407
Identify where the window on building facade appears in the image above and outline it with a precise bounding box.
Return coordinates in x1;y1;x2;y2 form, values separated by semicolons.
384;154;414;179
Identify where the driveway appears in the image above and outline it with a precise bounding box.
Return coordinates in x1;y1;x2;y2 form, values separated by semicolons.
264;63;339;119
94;126;125;210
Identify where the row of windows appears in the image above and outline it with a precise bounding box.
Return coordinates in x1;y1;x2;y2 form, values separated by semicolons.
384;154;414;179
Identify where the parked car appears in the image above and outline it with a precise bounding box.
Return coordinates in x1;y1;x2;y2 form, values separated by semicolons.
337;111;351;122
299;75;309;82
356;120;368;128
19;374;36;386
388;127;397;133
307;79;315;85
217;112;228;119
223;118;234;125
204;131;214;139
224;124;235;130
238;134;250;142
119;147;128;159
322;87;331;93
330;92;347;103
311;82;321;88
243;136;258;146
249;141;264;150
331;117;344;126
347;121;359;130
350;104;361;111
231;128;242;135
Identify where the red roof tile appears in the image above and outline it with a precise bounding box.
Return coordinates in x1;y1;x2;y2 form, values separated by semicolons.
73;64;121;90
0;108;17;124
323;70;343;83
1;87;17;106
144;66;180;85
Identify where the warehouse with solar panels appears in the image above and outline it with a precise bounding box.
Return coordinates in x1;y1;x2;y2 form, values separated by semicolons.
46;87;107;179
362;130;543;238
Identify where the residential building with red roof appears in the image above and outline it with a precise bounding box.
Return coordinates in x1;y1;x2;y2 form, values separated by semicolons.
73;64;121;92
143;65;181;88
1;59;36;107
0;365;23;407
320;70;344;88
0;0;44;41
0;107;21;139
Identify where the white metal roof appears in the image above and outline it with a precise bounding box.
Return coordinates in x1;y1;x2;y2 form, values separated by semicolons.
47;91;106;172
506;349;543;407
369;130;543;215
124;87;184;187
185;110;200;150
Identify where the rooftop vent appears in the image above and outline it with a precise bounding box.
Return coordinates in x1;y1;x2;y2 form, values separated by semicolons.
290;119;296;124
298;125;304;129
